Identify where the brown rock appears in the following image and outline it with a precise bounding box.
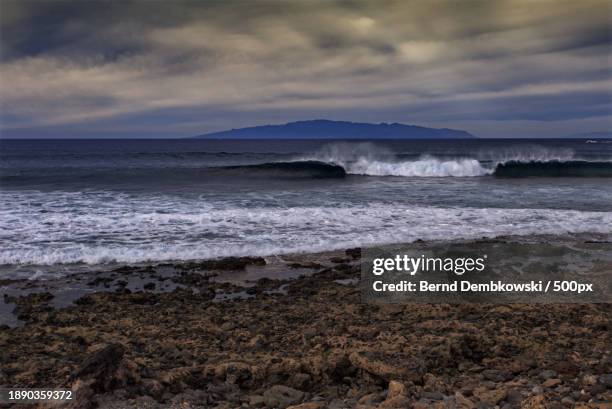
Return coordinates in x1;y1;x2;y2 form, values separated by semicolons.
423;372;445;392
551;360;580;376
542;378;562;388
288;372;312;390
67;379;96;409
377;395;412;408
211;361;252;385
248;334;267;349
141;378;164;400
263;385;305;408
159;367;191;390
473;387;507;405
249;394;266;407
387;380;407;399
287;403;325;409
358;393;384;406
521;394;547;409
582;374;598;385
454;392;476;409
412;399;446;409
349;351;423;382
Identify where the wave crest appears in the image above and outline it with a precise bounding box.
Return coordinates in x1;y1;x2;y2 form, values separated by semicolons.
294;143;612;178
346;157;490;177
301;143;490;177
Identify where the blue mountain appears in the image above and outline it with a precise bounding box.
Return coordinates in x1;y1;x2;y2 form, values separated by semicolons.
193;119;476;139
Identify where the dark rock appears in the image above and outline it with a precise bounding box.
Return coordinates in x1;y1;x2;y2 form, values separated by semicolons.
345;248;361;260
74;296;96;305
287;262;323;269
189;256;266;271
588;383;607;395
539;369;557;380
68;344;125;388
482;369;511;382
262;385;304;408
112;266;138;274
288;372;311;390
422;391;445;400
505;390;523;403
600;373;612;388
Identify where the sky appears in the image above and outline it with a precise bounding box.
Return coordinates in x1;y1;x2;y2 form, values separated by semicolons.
0;0;610;138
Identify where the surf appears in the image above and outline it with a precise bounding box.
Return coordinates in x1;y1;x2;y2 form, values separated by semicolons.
223;157;612;178
295;142;612;178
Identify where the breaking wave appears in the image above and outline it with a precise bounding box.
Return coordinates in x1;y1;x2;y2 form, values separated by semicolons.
277;143;612;178
216;158;487;177
219;158;612;178
344;157;488;177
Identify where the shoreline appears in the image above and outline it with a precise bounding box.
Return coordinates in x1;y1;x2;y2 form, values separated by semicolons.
0;235;611;408
2;231;611;278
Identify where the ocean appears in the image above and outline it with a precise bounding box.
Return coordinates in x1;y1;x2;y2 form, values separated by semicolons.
1;138;611;278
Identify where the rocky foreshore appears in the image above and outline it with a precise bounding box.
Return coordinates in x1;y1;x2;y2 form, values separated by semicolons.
0;245;611;409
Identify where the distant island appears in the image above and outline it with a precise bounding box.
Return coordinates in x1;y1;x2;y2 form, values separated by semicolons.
193;119;476;139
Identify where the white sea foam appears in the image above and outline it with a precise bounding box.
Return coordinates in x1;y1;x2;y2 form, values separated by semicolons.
298;142;592;177
345;157;490;177
1;190;611;272
302;143;490;177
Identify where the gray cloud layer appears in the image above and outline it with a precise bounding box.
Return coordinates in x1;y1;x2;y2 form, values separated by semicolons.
0;0;610;138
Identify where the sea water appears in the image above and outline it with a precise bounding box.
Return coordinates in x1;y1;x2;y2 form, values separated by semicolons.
1;138;611;278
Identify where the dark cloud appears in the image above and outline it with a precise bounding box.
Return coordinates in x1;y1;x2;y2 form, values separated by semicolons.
0;0;610;138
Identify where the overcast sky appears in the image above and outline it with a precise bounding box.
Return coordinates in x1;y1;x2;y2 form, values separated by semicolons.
0;0;610;138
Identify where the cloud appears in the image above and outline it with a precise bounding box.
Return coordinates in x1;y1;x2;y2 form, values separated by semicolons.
0;0;610;137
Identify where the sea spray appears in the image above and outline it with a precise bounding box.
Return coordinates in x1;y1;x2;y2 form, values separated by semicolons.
300;143;491;177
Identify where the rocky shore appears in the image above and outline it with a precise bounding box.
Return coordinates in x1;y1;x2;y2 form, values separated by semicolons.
0;244;611;409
